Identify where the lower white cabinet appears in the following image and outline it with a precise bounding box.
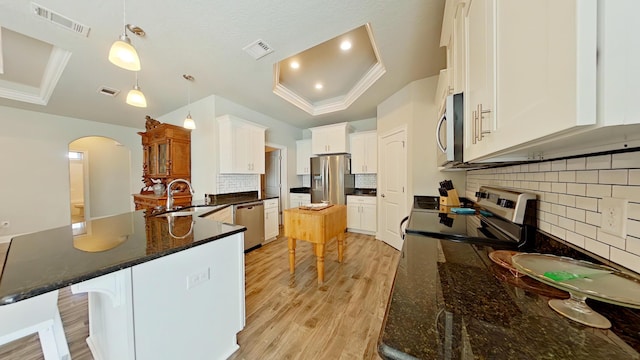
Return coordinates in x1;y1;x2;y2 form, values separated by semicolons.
347;195;376;234
289;193;311;209
264;198;279;241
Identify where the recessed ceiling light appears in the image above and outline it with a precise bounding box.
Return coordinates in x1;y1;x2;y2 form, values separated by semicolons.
290;61;300;69
315;83;323;90
340;41;352;51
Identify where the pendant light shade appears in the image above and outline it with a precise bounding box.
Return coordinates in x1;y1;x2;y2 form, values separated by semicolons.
109;0;143;71
183;74;196;129
109;34;141;71
183;112;196;129
126;72;147;107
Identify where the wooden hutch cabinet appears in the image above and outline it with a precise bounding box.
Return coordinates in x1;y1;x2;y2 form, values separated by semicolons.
133;118;192;210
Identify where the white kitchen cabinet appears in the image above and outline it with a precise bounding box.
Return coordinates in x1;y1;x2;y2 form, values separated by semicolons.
217;115;267;174
310;122;350;154
350;131;377;174
263;198;279;241
440;0;467;97
288;193;311;209
346;195;376;234
460;0;602;162
463;0;498;162
296;139;312;175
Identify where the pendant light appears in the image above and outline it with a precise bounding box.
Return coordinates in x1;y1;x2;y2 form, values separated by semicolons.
183;74;196;129
108;0;142;71
126;72;147;107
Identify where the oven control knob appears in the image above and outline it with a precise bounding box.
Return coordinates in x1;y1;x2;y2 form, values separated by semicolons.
497;198;515;208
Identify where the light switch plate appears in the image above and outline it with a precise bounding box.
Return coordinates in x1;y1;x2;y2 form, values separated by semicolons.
600;197;628;238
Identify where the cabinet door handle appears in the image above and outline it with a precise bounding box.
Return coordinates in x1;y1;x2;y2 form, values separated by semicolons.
472;109;478;144
478;103;492;141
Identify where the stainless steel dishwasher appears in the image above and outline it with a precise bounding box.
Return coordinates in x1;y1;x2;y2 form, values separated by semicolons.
234;201;265;251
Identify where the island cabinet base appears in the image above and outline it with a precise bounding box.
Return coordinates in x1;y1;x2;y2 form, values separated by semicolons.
71;233;245;360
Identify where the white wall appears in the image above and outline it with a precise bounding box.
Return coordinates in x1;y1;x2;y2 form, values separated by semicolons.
70;136;132;219
0;105;141;237
157;95;217;201
377;76;465;207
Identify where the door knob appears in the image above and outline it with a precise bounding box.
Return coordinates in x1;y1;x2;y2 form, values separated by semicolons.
381;194;385;198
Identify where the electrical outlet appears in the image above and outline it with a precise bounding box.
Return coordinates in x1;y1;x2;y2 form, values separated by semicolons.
600;197;628;238
0;221;9;228
186;268;210;289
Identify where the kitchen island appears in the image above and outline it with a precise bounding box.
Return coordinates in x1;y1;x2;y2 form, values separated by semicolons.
0;206;246;360
378;232;640;359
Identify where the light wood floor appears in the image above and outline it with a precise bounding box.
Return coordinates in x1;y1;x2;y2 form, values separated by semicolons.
0;230;399;360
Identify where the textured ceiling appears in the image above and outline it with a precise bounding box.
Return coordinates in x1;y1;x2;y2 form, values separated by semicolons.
0;0;446;129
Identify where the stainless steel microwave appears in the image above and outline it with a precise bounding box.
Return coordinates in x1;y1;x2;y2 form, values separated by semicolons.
436;93;464;168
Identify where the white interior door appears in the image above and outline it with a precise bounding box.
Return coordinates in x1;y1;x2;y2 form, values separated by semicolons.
377;128;407;250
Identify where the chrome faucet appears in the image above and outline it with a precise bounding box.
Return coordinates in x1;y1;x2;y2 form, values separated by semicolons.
166;179;195;210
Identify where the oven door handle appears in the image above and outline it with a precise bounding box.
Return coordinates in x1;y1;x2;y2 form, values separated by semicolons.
400;216;410;240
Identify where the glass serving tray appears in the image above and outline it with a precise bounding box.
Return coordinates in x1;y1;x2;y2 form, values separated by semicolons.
511;253;640;329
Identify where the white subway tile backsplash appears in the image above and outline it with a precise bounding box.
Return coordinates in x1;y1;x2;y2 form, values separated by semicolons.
610;247;640;274
576;170;598;184
585;211;600;227
629;203;640;221
551;204;566;217
545;172;559;182
630;170;640;186
566;183;586;196
538;162;551;171
217;174;259;194
355;174;377;189
558;217;575;232
612;152;640;169
565;231;585;247
574;220;597;238
628;219;640;239
558;194;576;207
585;238;610;259
575;196;598;211
566;207;586;222
558;171;576;183
566;157;586;170
466;150;640;273
598;169;628;185
539;182;552;192
612;185;640;202
626;236;640;257
586;184;612;198
586;154;611;170
596;229;626;249
551;182;567;194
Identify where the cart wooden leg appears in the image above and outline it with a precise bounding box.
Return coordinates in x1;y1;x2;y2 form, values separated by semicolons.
314;243;325;284
337;232;345;263
288;237;296;274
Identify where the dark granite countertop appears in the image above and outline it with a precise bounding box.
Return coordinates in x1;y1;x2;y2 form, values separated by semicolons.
205;190;277;206
0;207;245;305
289;187;310;194
351;188;377;196
378;232;640;359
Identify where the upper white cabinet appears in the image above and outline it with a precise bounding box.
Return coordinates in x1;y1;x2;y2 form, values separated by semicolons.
463;0;498;161
310;122;350;154
350;131;377;174
217;115;267;174
460;0;599;162
296;139;312;175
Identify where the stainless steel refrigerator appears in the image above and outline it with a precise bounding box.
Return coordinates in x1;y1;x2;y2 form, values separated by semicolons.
310;154;355;205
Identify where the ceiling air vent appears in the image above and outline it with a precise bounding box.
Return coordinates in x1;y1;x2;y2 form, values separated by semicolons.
97;86;120;97
242;39;274;60
31;3;90;37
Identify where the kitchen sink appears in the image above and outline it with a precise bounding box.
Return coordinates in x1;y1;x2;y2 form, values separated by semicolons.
154;205;223;218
